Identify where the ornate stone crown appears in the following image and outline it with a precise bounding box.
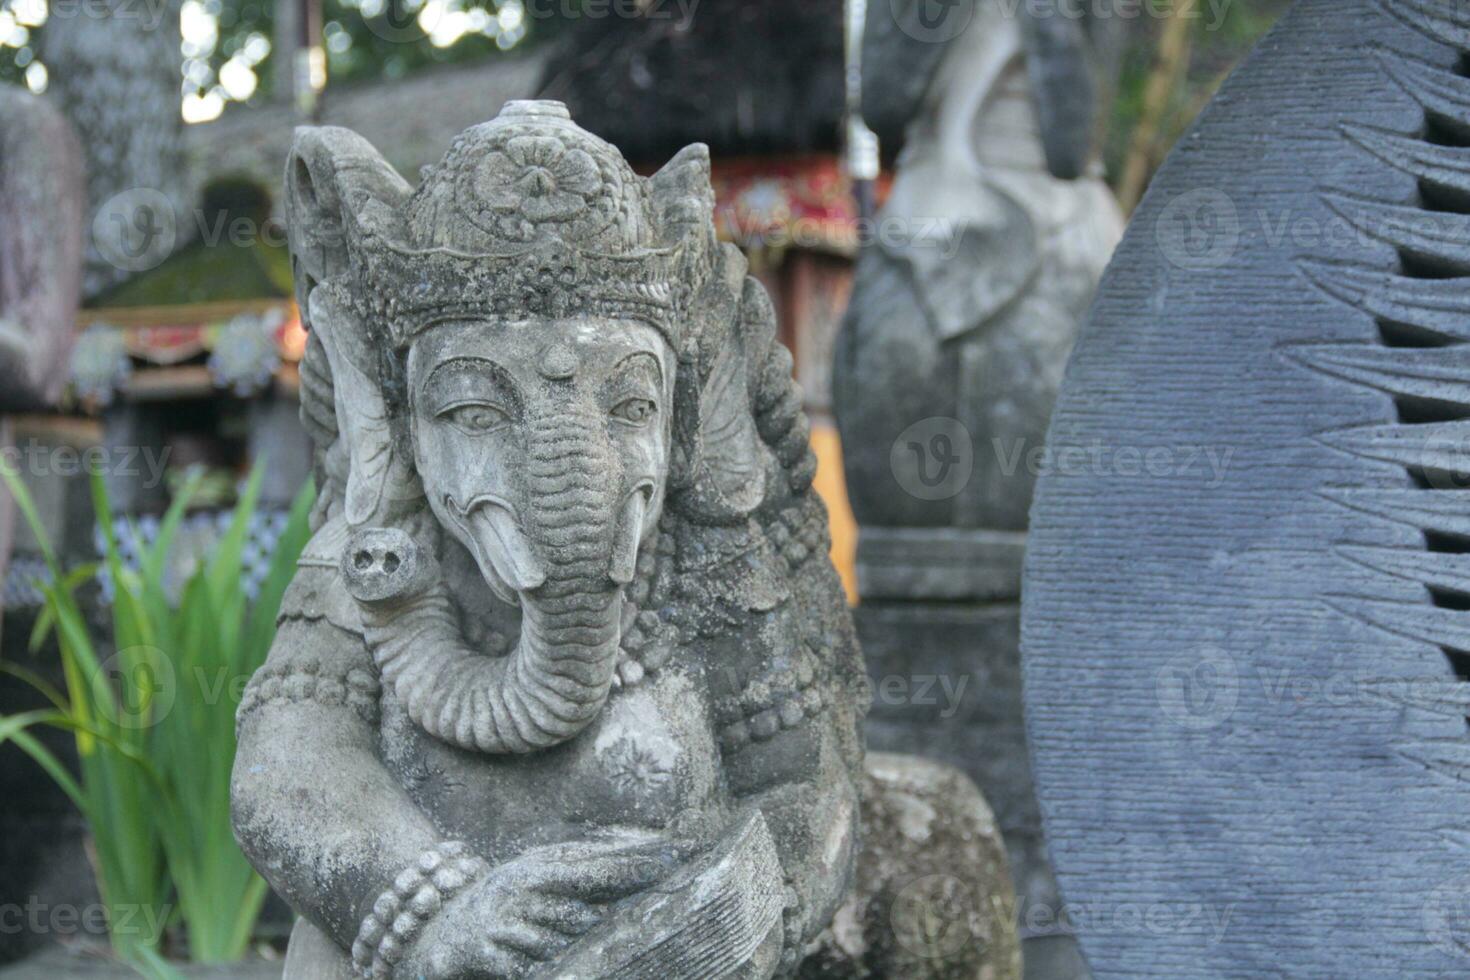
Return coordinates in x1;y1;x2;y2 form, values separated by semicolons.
353;100;698;348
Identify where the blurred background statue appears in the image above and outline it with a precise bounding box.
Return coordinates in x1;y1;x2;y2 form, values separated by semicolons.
40;0;185;299
0;85;84;966
0;88;81;409
833;2;1124;977
0;87;82;621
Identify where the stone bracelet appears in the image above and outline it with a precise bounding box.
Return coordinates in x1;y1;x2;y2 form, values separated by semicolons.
350;841;490;979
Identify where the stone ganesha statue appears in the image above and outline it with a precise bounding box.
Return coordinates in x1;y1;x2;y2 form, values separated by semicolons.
231;101;1016;979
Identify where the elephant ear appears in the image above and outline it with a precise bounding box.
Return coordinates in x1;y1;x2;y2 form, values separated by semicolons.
285;127;418;528
671;246;772;524
306;285;406;527
651;146;771;523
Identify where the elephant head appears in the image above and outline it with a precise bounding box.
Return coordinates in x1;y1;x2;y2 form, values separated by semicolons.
286;102;781;754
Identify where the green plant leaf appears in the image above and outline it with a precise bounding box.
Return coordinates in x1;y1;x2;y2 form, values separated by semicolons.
0;661;69;711
2;720;88;816
0;461;60;572
11;459;313;964
129;942;187;980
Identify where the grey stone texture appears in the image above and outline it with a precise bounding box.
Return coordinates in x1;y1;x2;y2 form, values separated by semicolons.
231;101;1014;979
40;0;184;298
1022;1;1470;977
800;754;1021;980
861;0;1121;181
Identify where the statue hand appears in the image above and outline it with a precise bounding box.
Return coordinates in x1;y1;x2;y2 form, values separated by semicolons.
396;835;679;979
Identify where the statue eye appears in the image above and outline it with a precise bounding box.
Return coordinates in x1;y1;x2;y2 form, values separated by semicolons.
611;397;656;425
441;403;509;433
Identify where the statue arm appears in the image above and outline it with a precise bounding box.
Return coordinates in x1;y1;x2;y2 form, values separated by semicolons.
750;768;861;960
723;686;864;958
231;614;445;951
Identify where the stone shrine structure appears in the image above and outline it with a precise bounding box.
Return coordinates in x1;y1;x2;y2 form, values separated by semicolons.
232;101;1018;979
833;2;1122;978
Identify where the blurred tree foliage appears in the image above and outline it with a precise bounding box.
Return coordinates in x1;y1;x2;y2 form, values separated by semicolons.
1104;0;1293;209
0;0;1288;184
0;0;581;109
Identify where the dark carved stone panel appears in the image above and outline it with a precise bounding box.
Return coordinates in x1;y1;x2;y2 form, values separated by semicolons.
1024;1;1470;976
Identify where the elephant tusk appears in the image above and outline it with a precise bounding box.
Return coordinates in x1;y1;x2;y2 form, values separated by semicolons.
609;484;650;586
468;504;547;592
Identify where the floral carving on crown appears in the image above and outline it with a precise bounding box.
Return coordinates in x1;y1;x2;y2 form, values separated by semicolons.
426;110;639;251
474;135;605;239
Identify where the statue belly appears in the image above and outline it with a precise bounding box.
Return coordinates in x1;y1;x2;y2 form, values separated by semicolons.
378;663;727;857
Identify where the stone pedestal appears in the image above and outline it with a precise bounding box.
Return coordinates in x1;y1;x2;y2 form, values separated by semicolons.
853;529;1087;980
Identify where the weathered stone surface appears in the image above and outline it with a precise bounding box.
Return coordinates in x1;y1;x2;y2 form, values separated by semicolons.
856;528;1025;603
231;100;1007;979
1023;1;1470;977
861;0;1120;180
800;754;1021;980
0;92;88;969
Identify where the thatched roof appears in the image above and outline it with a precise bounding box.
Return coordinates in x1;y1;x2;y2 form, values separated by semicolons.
184;52;546;203
536;0;846;164
187;2;849;198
